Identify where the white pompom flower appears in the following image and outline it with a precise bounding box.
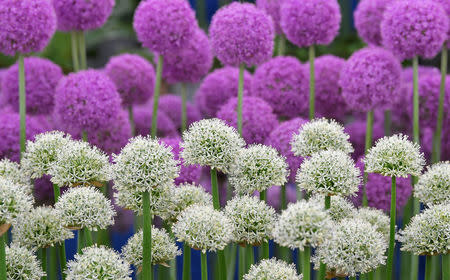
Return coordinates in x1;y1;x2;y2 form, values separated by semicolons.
6;244;46;280
357;207;390;241
0;158;31;190
415;161;450;206
309;194;356;222
244;258;303;280
0;177;33;227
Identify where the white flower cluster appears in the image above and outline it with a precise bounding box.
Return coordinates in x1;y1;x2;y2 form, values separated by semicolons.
65;245;131;280
50;140;111;187
273;200;333;251
165;183;212;222
122;227;181;267
172;205;234;253
224;195;277;246
181;118;245;173
357;207;390;241
0;177;33;225
229;144;288;195
21;131;72;179
291;118;353;157
398;204;450;255
296;150;361;196
12;206;74;249
313;218;387;277
0;158;31;189
6;244;46;280
55;186;116;231
364;134;425;178
415;161;450;206
244;258;303;280
309;195;356;222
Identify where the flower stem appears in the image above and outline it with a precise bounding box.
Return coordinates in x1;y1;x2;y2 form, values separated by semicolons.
18;55;26;158
82;131;88;142
70;32;80;72
84;229;93;247
443;253;449;280
277;35;286;56
246;245;254;272
260;190;269;260
387;176;396;280
77;230;84;254
384;110;392;136
53;184;67;277
78;31;87;70
201;252;208;280
412;56;420;144
142;191;153;280
151;55;163;138
41;248;47;280
425;255;432;280
433;45;447;163
239;246;246;279
210;168;220;210
237;64;245;136
0;235;5;280
181;83;187;133
318;196;331;279
308;45;315;120
182;243;191;280
363;110;374;207
128;106;135;137
303;247;311;280
49;247;57;280
281;184;287;210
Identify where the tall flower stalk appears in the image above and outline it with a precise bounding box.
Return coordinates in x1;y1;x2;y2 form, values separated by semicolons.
237;64;245;136
433;45;448;163
142;191;152;280
71;32;80;72
18;55;26;157
201;252;208;280
0;233;6;280
308;46;315;120
363;110;374;206
181;83;188;133
52;184;67;277
151;55;163;137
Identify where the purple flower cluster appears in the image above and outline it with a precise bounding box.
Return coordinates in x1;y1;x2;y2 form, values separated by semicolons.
354;0;391;46
133;105;177;138
422;125;450;161
432;0;450;48
157;95;201;131
256;0;283;34
344;119;384;160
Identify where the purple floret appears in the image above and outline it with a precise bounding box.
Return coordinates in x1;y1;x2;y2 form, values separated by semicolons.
195;66;253;118
256;0;283;35
53;0;114;31
105;54;155;107
1;57;63;115
133;104;178;138
354;0;391;46
157;95;201;131
133;0;197;55
210;2;275;67
339;47;402;112
381;0;448;60
280;0;341;47
432;0;450;48
0;0;56;56
251;56;309;119
344;119;384;160
162;29;213;84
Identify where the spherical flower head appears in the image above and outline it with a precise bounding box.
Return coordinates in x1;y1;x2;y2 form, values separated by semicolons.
66;245;131;280
54;70;122;132
273;200;333;250
122;227;181;268
310;195;357;222
133;105;178;138
364;134;425;178
105;54;155;107
49;140;111;187
0;0;56;56
163;29;213;84
1;57;63;115
345;120;384;159
230;144;288;195
6;244;45;280
181;118;246;173
280;0;341;47
0;158;31;188
291;118;353;157
158;95;202;131
415;162;450;206
217;96;279;144
381;0;448;60
256;0;283;34
12;206;74;249
167;183;212;223
21;131;73;179
225;195;277;246
250;56;309;119
112;136;179;193
354;0;392;46
296;150;361;196
399;203;450;255
339;47;402;111
244;258;303;280
313;218;387;277
133;0;197;55
53;0;114;31
432;0;450;48
0;177;33;225
172;205;234;253
357;207;390;241
210;2;274;66
195;67;253;118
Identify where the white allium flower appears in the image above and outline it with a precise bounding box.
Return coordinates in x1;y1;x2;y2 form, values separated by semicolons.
364;134;425;178
112;136;179;193
229;144;288;195
12;206;74;249
224;195;277;246
415;161;450;206
6;244;46;280
55;186;116;231
165;183;212;222
296;150;361;196
309;195;356;222
0;177;33;225
244;258;303;280
172;205;234;253
291;118;353;157
50;140;111;187
181;118;246;173
65;245;131;280
0;158;31;189
122;227;181;268
21;131;73;179
357;207;390;241
313;218;387;277
273;200;333;251
398;204;450;255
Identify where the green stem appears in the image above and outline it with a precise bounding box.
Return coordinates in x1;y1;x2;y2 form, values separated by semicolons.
412;56;420;145
277;35;286;56
363;110;374;207
239;246;246;279
375;266;382;280
78;31;87;70
18;55;26;158
182;243;191;280
151;55;163;138
303;247;311;280
324;195;331;210
350;277;357;280
237;64;245;136
49;247;57;280
246;245;254;271
77;229;84;255
71;32;80;72
226;245;237;280
0;235;5;280
425;255;432;280
41;248;47;280
308;45;315;120
297;250;303;274
84;229;93;247
181;83;187;133
281;184;287;210
82;131;88;142
434;45;447;163
443;254;449;280
260;191;269;260
387;176;396;280
210;168;220;210
318;196;331;279
384;110;392;136
53;184;67;277
142;191;153;280
201;252;208;280
128;106;135;137
197;0;207;29
217;250;226;280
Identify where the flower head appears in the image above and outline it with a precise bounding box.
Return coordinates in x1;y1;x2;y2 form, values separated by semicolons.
256;0;283;34
0;158;31;188
166;183;212;222
6;244;45;280
158;95;202;131
415;162;450;206
357;207;390;241
134;105;178;138
0;177;33;225
354;0;392;46
310;195;356;222
244;258;303;280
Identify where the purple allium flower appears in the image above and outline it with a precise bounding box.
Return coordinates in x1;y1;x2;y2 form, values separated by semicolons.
0;0;56;56
160;137;202;185
157;95;201;131
210;2;275;67
421;124;450;161
1;57;63;115
104;54;155;107
53;0;114;31
339;47;402;112
381;0;448;60
354;0;391;46
195;67;253;118
133;105;178;138
280;0;341;47
402;66;440;84
217;96;278;144
162;29;213;84
251;56;309;119
344;120;384;160
432;0;450;48
256;0;283;35
133;0;197;55
264;184;297;211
